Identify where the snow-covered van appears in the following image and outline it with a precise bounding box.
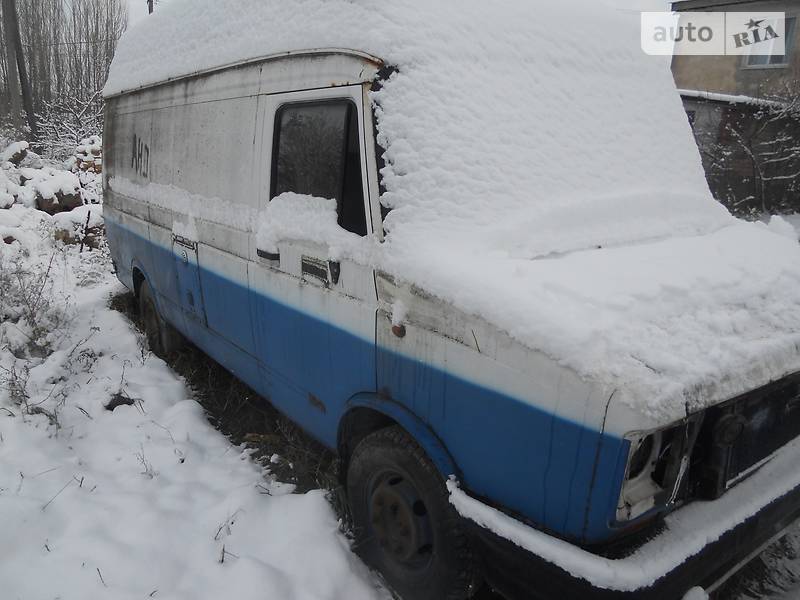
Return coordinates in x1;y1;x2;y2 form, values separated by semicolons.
102;2;800;599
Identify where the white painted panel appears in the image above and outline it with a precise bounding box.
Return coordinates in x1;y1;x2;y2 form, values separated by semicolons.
169;96;259;209
376;272;613;433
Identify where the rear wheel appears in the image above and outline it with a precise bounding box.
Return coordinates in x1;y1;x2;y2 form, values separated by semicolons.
347;426;479;600
138;280;184;358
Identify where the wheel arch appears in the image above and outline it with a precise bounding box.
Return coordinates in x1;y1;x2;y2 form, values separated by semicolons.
131;263;146;298
338;393;461;481
130;262;163;313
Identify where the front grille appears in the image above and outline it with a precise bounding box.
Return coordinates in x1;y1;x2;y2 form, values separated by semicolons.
728;380;800;484
690;373;800;500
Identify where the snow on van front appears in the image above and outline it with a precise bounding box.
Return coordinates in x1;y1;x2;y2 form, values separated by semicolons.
106;0;800;422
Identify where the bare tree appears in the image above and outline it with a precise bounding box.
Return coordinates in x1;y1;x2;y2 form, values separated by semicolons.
0;0;127;150
1;0;23;132
37;91;103;160
691;82;800;218
7;0;36;137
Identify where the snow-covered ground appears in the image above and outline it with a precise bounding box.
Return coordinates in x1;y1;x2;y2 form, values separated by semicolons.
0;170;386;599
779;214;800;237
4;146;800;599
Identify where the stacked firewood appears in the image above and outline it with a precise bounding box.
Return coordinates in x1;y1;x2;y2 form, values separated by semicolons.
75;135;102;173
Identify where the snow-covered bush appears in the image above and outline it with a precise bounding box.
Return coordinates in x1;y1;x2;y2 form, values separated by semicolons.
0;241;70;357
36;92;104;161
0;154;97;358
0;205;84;424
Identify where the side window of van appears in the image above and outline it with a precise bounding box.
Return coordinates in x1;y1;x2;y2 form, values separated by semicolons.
271;100;368;237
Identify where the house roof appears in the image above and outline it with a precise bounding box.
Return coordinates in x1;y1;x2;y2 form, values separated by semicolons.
679;88;785;106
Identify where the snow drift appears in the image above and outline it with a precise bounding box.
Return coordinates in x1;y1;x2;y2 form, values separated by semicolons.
0;190;386;600
106;0;800;423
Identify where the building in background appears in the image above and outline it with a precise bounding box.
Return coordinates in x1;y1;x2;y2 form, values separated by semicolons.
672;0;800;216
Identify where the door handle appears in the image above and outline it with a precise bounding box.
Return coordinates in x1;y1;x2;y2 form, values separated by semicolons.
299;257;341;286
328;261;341;285
257;249;280;261
301;256;329;284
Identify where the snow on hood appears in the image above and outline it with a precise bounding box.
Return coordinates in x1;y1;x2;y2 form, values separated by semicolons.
106;1;800;421
407;221;800;424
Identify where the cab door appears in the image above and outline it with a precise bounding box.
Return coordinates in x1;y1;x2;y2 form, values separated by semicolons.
248;86;378;445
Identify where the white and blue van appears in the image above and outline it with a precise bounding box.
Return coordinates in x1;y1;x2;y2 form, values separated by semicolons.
103;4;800;599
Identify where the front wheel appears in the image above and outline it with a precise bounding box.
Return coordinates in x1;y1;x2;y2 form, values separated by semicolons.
347;426;479;600
138;280;184;359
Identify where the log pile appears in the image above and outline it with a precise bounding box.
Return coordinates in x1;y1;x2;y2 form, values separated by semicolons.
75;135;102;174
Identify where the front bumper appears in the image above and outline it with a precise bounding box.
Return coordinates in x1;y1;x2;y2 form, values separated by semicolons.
449;435;800;599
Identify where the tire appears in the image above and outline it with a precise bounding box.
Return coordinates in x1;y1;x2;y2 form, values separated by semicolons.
138;280;184;358
347;426;479;600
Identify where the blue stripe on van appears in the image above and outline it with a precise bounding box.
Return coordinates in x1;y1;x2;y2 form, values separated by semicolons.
106;216;630;544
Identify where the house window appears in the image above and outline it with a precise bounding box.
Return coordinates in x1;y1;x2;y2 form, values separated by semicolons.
271;100;367;236
746;16;796;67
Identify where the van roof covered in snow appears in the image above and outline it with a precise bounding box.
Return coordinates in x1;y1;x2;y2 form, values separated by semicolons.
106;0;800;423
106;0;724;254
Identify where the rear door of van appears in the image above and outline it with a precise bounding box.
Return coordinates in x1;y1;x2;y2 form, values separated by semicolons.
248;85;377;445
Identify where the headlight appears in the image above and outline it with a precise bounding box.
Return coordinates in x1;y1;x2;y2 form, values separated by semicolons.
628;434;656;480
617;431;663;521
616;415;703;523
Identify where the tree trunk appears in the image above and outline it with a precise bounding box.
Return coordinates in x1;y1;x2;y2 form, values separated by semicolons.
9;0;36;139
2;0;23;133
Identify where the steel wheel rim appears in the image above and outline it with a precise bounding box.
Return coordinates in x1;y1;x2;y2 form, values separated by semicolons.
367;470;434;571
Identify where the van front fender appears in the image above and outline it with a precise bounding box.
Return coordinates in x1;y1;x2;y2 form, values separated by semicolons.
340;393;461;480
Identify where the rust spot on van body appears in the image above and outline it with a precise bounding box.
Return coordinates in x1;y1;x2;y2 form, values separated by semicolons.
309;393;327;414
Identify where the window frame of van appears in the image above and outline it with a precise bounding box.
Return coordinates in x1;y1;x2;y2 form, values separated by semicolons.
742;15;797;69
269;98;370;238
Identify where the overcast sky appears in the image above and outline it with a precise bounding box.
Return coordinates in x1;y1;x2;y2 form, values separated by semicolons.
128;0;149;25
